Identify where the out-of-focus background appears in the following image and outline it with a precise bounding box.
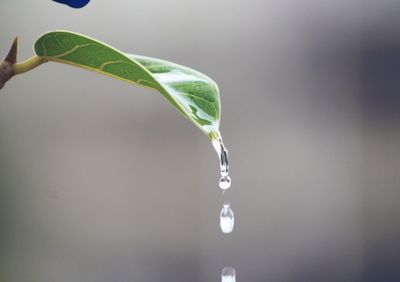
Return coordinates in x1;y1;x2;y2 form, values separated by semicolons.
1;1;400;281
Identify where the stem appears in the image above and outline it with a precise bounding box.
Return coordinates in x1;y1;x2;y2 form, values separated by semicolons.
0;37;47;90
0;60;14;90
0;37;18;90
13;56;46;75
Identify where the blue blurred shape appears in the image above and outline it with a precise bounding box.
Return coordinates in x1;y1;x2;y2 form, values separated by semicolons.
52;0;91;8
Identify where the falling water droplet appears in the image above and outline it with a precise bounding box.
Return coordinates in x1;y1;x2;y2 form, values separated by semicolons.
219;175;232;190
221;267;236;282
220;202;234;233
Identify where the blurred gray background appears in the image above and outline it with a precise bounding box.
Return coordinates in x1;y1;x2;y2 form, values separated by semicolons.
1;0;400;281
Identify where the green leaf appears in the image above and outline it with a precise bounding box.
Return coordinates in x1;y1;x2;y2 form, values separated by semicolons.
34;31;221;139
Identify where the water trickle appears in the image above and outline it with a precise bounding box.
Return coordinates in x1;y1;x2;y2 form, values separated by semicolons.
220;202;235;234
213;137;236;277
220;147;229;176
221;267;236;282
219;175;232;190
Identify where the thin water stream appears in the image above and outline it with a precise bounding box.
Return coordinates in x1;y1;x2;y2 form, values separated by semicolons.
212;138;234;232
212;138;237;281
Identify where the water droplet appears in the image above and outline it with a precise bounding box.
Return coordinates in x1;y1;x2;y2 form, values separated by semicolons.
220;203;234;233
221;267;236;282
219;175;232;190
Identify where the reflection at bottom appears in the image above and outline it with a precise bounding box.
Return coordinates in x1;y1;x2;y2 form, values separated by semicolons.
221;266;236;282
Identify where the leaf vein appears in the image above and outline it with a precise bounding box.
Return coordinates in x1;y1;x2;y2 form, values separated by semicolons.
99;60;126;71
54;44;97;58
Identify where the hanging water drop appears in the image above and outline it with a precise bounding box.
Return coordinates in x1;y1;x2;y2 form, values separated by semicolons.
219;175;232;190
220;202;234;233
221;266;236;282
